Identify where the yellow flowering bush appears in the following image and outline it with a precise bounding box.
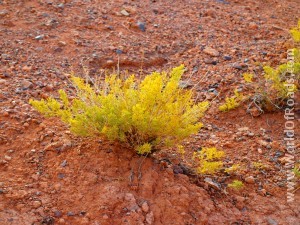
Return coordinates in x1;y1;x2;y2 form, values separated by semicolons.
30;65;209;154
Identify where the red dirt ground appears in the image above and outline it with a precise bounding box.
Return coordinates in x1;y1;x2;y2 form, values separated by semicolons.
0;0;299;224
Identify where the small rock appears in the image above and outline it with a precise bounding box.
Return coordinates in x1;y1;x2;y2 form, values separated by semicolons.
232;63;246;70
258;140;271;148
0;10;9;17
21;80;33;89
35;35;44;40
204;177;221;190
54;210;62;218
124;193;135;202
32;200;42;209
178;80;193;89
238;127;249;132
173;165;183;174
58;218;65;224
203;47;220;57
102;214;109;219
58;41;67;46
203;9;216;18
137;22;146;32
245;176;255;184
247;132;255;137
141;201;150;213
204;58;217;65
146;211;154;224
67;211;75;216
259;188;267;195
224;55;232;60
120;9;130;16
267;218;278;225
0;79;7;85
57;3;64;9
248;107;262;117
60;160;67;167
22;65;32;72
44;85;53;92
54;183;61;191
249;22;258;30
4;155;11;161
116;49;123;55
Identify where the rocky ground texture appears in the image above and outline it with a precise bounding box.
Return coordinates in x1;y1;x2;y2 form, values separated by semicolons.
0;0;300;224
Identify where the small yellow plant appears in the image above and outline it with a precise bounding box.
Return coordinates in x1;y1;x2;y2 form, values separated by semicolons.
225;164;240;174
30;65;209;154
290;19;300;42
252;162;269;170
292;166;300;178
219;89;243;112
177;145;185;157
263;63;299;99
193;147;224;174
228;180;244;190
243;73;253;83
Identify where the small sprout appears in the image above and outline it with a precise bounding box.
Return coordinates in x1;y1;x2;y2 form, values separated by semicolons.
225;164;240;174
219;89;243;112
252;162;269;170
290;19;300;42
136;143;152;155
292;167;300;178
228;180;244;190
177;145;185;157
193;147;224;175
243;73;254;83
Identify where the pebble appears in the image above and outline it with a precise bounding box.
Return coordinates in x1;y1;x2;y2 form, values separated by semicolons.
246;132;255;138
146;211;154;224
22;65;32;72
204;58;217;65
203;47;220;57
4;155;11;161
224;55;232;60
204;177;221;190
124;193;135;202
58;218;65;224
120;9;130;16
245;176;255;184
232;63;247;70
0;10;9;17
54;210;62;218
267;218;278;225
32;200;42;208
137;22;146;32
0;79;7;85
60;160;67;167
178;80;193;89
21;80;33;89
67;211;75;216
249;22;258;30
35;35;44;40
141;201;149;213
238;127;249;132
44;85;53;92
58;41;67;46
